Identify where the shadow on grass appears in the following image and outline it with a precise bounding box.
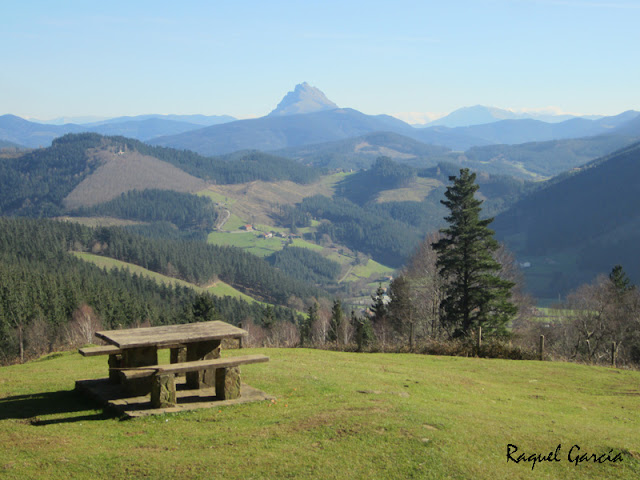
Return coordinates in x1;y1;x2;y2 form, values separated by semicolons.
0;390;118;425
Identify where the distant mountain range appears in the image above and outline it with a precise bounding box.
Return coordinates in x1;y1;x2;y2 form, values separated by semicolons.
0;113;236;148
149;107;421;156
148;84;638;154
424;105;603;128
2;83;638;164
84;114;236;127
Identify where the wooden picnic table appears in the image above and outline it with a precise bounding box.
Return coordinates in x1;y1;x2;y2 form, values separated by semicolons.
94;320;248;390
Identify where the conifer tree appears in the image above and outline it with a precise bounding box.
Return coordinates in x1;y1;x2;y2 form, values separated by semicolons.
301;302;318;346
370;284;387;325
432;168;517;337
353;310;374;352
328;299;344;345
609;265;634;295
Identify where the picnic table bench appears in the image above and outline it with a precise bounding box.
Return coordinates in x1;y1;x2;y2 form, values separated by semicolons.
79;321;268;408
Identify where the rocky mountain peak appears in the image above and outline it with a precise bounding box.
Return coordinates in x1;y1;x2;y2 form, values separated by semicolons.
268;82;338;116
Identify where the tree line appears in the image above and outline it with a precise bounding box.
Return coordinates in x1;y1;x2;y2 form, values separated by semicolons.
0;217;311;364
72;189;220;232
266;246;341;286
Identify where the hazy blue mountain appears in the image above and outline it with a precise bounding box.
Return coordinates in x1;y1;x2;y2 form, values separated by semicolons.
413;110;640;150
0;114;85;148
30;115;109;125
0;114;232;147
410;126;493;150
268;82;338;116
459;132;640;180
427;105;523;127
425;105;604;128
609;112;640;135
87;118;206;141
150;105;636;157
86;114;236;127
150;108;426;156
0;138;26;149
274;131;451;170
493;141;640;297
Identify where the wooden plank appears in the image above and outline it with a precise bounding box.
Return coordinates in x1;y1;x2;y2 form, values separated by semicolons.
78;345;122;357
95;321;247;349
156;354;269;375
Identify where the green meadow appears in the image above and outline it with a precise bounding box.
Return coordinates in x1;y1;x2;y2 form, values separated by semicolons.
72;252;256;303
1;348;638;479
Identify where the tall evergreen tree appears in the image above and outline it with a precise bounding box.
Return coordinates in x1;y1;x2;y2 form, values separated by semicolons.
301;302;318;347
370;284;387;326
353;310;374;352
328;299;344;345
432;168;517;337
609;265;634;295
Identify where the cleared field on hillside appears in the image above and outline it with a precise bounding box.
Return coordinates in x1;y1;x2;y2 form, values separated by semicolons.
72;252;256;303
201;174;345;226
64;150;207;209
1;349;638;479
56;216;144;228
375;177;442;203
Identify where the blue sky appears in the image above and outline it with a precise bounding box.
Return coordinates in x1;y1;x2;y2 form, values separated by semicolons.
1;0;638;122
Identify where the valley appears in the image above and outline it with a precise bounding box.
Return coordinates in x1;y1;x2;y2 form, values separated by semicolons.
2;82;640;366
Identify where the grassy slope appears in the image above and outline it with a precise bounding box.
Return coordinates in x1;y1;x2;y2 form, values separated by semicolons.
72;252;257;303
1;349;639;479
200;174;395;287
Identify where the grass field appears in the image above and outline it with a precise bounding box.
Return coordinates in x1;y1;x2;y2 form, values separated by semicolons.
72;252;256;303
55;216;144;228
0;349;638;479
375;177;442;203
207;232;287;258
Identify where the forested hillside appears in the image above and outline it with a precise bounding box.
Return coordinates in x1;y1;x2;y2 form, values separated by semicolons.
275;131;451;170
494;141;640;296
71;189;220;233
0;218;305;364
460;132;640;179
0;134;105;216
0;133;323;216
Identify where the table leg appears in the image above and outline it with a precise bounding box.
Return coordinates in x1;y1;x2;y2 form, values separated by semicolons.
120;346;158;396
121;346;158;367
186;340;221;389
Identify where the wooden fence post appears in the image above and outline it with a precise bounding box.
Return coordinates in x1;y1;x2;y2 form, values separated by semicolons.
477;326;482;354
539;335;545;361
611;341;616;367
238;322;243;349
409;322;414;352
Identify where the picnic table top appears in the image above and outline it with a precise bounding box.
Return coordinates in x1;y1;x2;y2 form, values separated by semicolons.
95;321;247;349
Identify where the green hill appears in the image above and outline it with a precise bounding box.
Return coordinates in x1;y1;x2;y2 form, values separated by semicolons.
1;348;638;479
494;141;640;298
0;133;322;217
460;133;640;180
274;131;451;170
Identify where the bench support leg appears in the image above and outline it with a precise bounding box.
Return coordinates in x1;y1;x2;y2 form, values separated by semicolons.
151;373;176;408
186;340;221;389
108;354;122;383
170;346;187;377
215;366;241;400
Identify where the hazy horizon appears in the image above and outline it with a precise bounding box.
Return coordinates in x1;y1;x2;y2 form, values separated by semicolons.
2;1;639;120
